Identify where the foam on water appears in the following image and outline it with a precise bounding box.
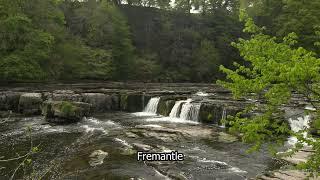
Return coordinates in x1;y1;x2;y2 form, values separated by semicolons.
81;125;107;134
141;124;163;128
198;158;228;166
179;99;201;121
169;100;187;118
145;117;199;124
114;138;133;148
144;97;161;114
189;156;247;174
287;115;311;146
132;112;159;117
195;91;209;96
229;167;248;173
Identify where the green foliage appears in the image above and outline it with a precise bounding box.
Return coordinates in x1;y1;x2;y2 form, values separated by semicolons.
131;53;161;81
65;0;134;80
0;55;46;80
243;0;320;53
191;39;220;81
60;101;77;116
218;12;320;174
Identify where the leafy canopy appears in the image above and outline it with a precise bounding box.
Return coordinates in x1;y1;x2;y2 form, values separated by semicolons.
217;9;320;175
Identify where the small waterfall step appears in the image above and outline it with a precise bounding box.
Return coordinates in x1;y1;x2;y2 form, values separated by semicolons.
220;107;227;128
143;97;160;114
169;100;188;118
179;99;201;122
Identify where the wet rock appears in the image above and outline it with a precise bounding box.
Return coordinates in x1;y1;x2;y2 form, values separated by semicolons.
157;99;175;116
125;132;139;138
88;150;108;167
142;132;177;142
52;90;82;102
199;103;223;123
132;143;152;151
111;94;120;110
199;101;244;124
42;101;92;123
120;147;137;155
217;132;238;143
257;169;316;180
134;124;217;140
82;93;112;112
120;92;144;112
18;93;42;115
282;147;314;165
0;91;22;112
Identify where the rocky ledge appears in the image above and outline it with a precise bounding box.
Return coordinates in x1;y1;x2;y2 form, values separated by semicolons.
256;147;317;180
0;83;246;124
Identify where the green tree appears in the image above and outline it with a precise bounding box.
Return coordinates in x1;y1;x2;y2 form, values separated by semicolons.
67;0;134;80
242;0;320;53
191;39;220;81
218;10;320;175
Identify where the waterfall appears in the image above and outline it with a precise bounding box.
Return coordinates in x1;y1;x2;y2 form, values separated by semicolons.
220;107;227;128
169;100;187;118
179;99;201;121
287;115;311;145
288;115;311;133
143;97;160;114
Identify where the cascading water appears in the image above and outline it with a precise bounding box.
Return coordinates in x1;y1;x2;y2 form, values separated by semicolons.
179;99;201;121
287;115;311;146
143;97;160;114
220;107;227;128
169;100;187;118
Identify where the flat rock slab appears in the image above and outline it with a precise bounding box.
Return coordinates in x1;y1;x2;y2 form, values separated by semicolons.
282;147;314;165
257;169;317;180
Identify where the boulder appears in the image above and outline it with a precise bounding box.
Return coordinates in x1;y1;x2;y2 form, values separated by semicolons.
42;101;92;123
18;93;42;115
82;93;112;113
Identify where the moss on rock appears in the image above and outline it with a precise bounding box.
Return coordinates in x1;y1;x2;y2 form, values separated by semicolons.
199;103;223;123
157;99;175;116
42;101;92;123
120;93;144;112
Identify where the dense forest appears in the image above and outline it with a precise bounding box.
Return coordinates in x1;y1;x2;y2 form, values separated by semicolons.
0;0;319;82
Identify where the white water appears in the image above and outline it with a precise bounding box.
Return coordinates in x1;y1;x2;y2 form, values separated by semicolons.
180;99;201;121
169;100;188;118
143;97;160;114
287;115;311;146
195;91;209;96
145;117;199;124
220;107;227;128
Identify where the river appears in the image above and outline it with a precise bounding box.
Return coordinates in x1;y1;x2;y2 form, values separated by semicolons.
0;111;282;179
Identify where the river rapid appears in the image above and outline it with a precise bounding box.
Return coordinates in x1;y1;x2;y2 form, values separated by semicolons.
0;111;283;179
